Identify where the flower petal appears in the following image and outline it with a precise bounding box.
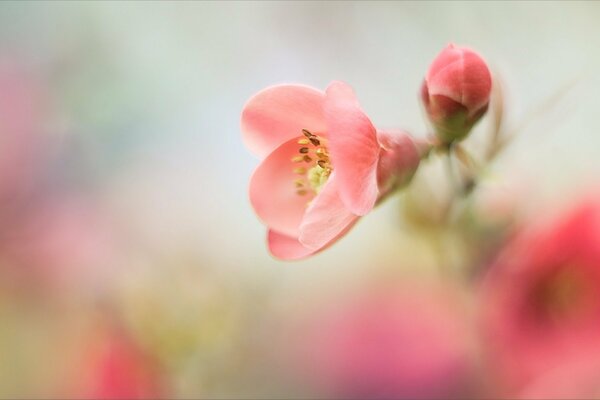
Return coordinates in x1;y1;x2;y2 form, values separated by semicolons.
249;138;315;238
376;129;421;192
427;44;491;112
267;230;317;261
299;174;359;251
324;81;380;216
241;84;327;158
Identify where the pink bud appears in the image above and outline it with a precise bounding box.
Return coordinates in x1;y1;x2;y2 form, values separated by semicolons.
376;129;422;198
421;44;492;142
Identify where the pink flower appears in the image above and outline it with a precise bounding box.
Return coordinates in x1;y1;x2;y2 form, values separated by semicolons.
0;61;51;209
67;319;166;399
289;284;479;398
480;198;600;391
242;81;421;260
0;195;117;290
518;359;600;399
421;44;492;142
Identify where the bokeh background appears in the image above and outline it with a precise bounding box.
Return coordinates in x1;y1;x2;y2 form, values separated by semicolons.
1;1;600;398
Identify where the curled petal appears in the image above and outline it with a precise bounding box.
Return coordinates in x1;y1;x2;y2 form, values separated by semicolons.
267;230;317;261
299;175;358;251
241;84;326;158
249;139;315;238
324;81;380;216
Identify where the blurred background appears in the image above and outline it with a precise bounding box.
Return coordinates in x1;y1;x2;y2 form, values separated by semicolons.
1;1;600;398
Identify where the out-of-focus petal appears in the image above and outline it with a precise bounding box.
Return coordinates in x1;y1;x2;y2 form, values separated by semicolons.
480;195;600;389
241;84;326;158
518;359;600;400
249;139;315;238
324;81;379;216
299;175;358;251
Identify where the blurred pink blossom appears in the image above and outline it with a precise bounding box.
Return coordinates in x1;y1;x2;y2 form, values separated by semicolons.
518;359;600;399
421;44;492;142
292;284;479;398
0;60;51;213
481;197;600;392
0;61;119;292
242;81;421;260
67;318;166;399
0;195;118;289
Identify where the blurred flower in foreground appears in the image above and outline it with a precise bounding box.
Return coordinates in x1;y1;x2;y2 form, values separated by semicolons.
481;197;600;394
66;315;166;399
0;195;118;290
421;44;492;143
518;359;600;399
0;60;51;213
0;60;119;292
290;284;479;399
242;81;423;260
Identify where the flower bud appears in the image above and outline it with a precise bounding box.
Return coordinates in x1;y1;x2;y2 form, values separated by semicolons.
376;129;423;198
421;44;492;143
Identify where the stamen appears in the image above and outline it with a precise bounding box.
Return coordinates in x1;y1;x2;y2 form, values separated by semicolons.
316;148;328;159
293;130;333;197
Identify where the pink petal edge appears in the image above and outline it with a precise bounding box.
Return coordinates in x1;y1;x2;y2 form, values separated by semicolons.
299;175;359;251
241;84;327;158
267;230;318;261
268;215;359;261
249;138;316;238
324;81;380;216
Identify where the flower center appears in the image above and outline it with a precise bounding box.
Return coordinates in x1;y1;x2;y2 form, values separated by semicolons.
530;265;590;323
291;129;333;196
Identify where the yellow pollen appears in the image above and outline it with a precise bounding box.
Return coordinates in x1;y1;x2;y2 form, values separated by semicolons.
315;148;328;158
292;129;333;197
307;165;331;194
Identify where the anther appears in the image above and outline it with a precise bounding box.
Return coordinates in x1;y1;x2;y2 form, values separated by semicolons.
309;137;321;146
298;138;310;145
299;147;309;154
294;179;305;187
296;189;308;196
292;156;304;163
317;160;328;168
316;148;328;158
302;129;314;138
294;167;306;174
303;155;312;162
